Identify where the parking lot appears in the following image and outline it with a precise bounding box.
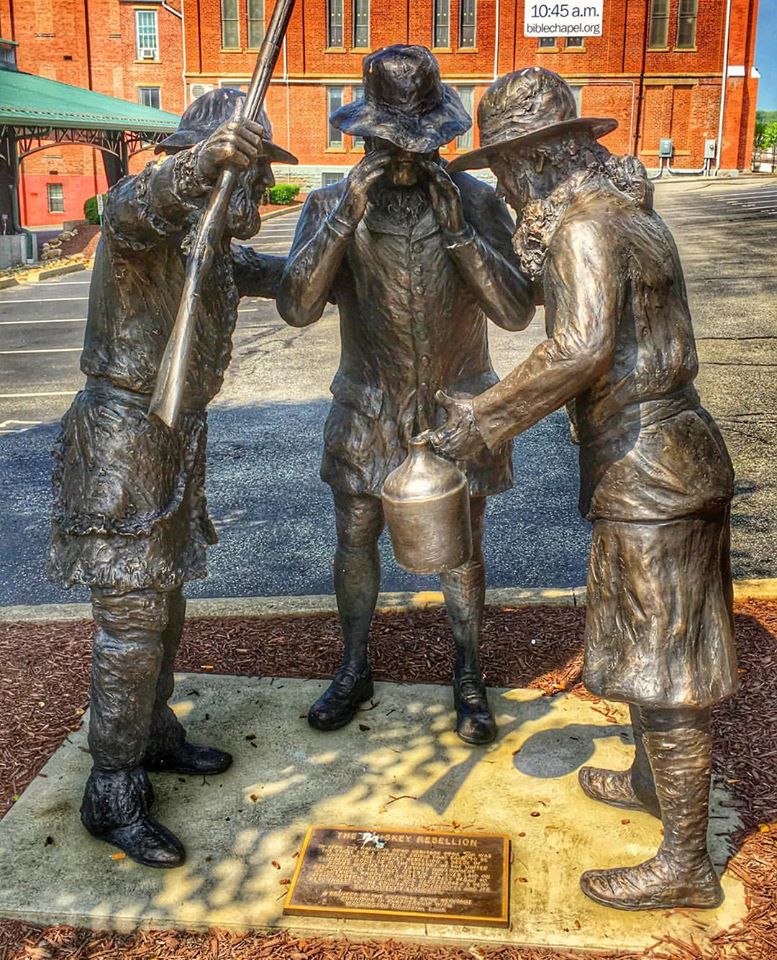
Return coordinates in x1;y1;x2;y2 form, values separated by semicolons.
1;176;775;605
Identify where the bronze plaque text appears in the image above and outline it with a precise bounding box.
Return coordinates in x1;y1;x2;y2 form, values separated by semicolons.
284;825;510;927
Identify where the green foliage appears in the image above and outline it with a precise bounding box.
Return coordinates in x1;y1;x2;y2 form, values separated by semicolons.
268;183;301;205
756;109;777;124
756;120;777;151
84;193;107;224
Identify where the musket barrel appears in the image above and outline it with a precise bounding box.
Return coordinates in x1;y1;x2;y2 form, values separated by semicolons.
149;0;297;427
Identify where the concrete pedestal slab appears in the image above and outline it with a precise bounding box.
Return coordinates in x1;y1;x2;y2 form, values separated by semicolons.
0;675;746;952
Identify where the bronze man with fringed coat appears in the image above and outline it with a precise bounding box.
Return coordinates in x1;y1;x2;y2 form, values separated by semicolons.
48;90;297;868
278;46;534;745
434;67;737;912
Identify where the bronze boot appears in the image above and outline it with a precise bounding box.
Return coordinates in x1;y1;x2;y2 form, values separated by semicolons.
580;708;723;911
81;766;185;868
578;705;661;818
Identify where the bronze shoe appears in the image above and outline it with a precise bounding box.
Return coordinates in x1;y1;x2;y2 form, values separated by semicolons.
144;741;233;776
580;851;724;911
578;766;661;818
453;672;497;745
308;664;374;731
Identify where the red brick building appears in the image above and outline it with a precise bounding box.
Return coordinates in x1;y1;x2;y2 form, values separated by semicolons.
0;0;185;226
0;0;761;223
184;0;760;190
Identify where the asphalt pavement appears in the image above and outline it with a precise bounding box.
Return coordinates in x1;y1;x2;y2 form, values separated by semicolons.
1;177;776;606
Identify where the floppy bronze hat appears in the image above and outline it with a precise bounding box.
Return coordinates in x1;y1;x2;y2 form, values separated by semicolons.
155;87;298;165
448;67;617;173
329;44;472;153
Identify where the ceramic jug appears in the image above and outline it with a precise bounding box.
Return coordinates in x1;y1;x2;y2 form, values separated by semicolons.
381;435;473;575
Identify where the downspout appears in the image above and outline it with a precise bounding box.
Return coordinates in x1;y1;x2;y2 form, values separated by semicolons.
161;0;186;108
493;0;501;80
715;0;733;175
632;0;651;157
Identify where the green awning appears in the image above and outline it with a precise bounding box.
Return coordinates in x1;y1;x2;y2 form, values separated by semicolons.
0;66;180;133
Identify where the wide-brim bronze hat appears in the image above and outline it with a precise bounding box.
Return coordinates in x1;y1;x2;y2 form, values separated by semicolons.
155;87;298;165
448;67;616;173
330;45;472;153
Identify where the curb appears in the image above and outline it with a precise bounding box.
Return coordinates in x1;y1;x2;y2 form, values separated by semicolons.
1;258;91;286
2;578;776;623
260;204;301;221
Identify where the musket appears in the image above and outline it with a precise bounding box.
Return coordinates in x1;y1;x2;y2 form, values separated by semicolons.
149;0;297;428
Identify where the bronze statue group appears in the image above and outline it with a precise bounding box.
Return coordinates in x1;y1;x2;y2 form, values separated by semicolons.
48;46;737;915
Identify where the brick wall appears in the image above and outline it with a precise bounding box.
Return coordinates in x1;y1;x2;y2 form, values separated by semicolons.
3;0;184;226
184;0;759;188
2;0;760;224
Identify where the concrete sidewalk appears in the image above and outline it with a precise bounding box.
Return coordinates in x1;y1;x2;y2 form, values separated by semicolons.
1;577;774;623
0;674;747;951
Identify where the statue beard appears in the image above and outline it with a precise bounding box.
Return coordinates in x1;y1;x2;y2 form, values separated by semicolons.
369;181;429;228
224;165;263;239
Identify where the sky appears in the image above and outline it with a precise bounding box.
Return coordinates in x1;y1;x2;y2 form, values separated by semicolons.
756;0;777;110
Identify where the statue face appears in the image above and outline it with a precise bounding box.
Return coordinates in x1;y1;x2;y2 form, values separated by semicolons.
226;159;275;239
491;152;536;213
367;137;438;188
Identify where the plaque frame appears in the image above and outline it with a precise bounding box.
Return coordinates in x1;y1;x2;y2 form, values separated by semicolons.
283;824;511;928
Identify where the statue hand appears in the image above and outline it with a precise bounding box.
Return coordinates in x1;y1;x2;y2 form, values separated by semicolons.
430;390;488;461
332;151;391;230
196;119;266;183
418;160;466;236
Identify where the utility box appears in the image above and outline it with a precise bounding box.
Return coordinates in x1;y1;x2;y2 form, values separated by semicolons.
659;138;674;158
704;139;718;160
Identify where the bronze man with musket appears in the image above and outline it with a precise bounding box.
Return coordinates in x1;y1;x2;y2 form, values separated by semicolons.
49;90;297;868
278;46;534;744
434;67;737;911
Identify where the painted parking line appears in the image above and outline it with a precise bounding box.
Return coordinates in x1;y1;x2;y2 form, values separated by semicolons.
0;297;88;304
0;319;86;328
0;347;82;355
0;390;77;398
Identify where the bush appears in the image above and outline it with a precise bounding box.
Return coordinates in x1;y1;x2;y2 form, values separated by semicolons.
268;183;301;205
84;193;107;224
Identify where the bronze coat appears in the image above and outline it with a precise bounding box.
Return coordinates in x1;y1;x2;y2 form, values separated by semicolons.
49;150;284;592
470;164;736;708
278;169;534;497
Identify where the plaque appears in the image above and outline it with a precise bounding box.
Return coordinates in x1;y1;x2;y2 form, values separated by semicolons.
284;825;510;927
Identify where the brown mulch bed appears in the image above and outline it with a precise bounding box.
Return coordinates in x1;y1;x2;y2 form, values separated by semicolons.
58;224;101;260
0;600;775;960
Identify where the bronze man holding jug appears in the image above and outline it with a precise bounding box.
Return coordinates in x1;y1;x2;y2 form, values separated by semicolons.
278;45;534;744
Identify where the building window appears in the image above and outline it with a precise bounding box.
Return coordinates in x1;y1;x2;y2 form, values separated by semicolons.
566;36;583;48
135;10;159;59
538;37;555;48
138;86;160;109
569;84;582;114
433;0;449;48
676;0;697;48
648;0;669;48
456;86;474;149
221;0;239;48
353;0;369;47
47;183;64;214
351;85;364;148
248;0;265;47
327;0;343;47
459;0;476;47
328;86;344;147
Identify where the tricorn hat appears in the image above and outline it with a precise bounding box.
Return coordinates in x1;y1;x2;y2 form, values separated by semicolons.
330;45;472;153
448;67;617;173
155;87;298;165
